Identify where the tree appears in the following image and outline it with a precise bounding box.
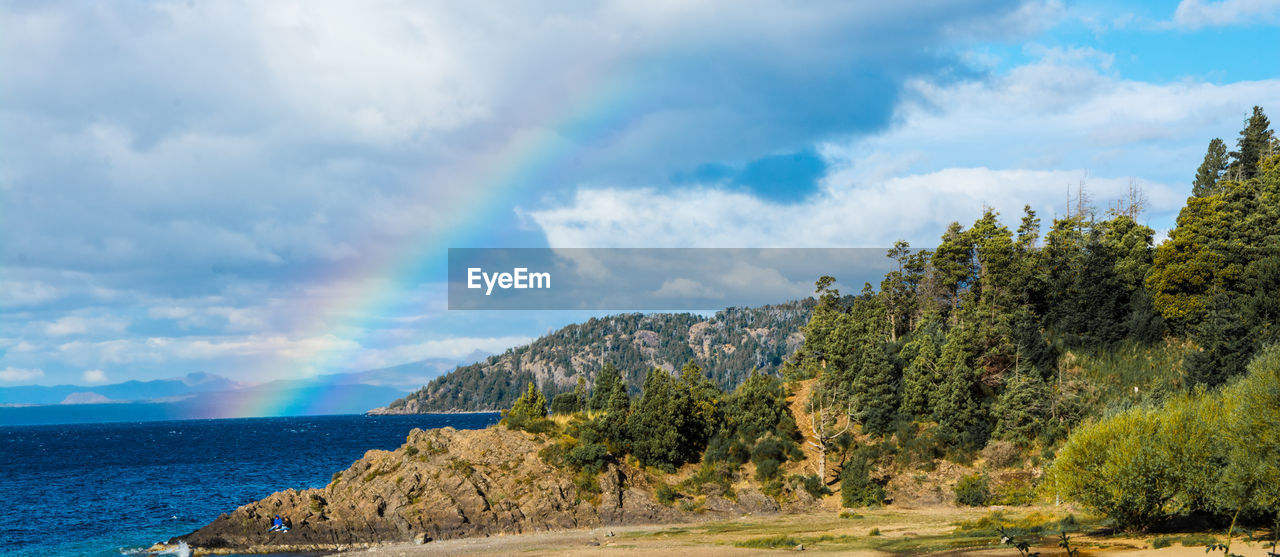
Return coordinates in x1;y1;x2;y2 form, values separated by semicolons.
882;241;920;341
991;371;1051;446
932;222;974;317
1194;138;1229;197
628;366;718;471
589;362;622;411
899;316;944;416
932;327;990;451
503;382;548;431
1184;294;1255;388
1228;106;1273;181
853;341;900;437
840;449;885;508
806;381;852;483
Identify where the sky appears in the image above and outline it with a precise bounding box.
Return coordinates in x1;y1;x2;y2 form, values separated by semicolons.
2;0;1279;387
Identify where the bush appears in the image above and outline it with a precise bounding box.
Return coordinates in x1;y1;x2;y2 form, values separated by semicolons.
503;382;549;432
840;453;884;508
954;474;990;507
750;437;792;481
655;483;682;506
981;440;1021;469
1049;391;1222;530
792;473;832;498
550;392;583;415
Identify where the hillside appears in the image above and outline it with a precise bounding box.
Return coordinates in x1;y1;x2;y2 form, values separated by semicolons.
175;425;808;553
375;301;813;413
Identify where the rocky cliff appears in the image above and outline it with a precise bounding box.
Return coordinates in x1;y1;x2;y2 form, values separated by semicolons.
176;425;804;554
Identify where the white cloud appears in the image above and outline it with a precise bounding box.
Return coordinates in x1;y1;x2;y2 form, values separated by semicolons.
0;367;44;382
0;280;61;308
530;50;1280;248
1171;0;1280;28
81;369;109;384
343;335;535;372
45;316;128;337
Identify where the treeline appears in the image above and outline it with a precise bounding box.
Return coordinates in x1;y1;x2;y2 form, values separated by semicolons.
504;361;818;502
497;106;1280;528
385;303;810;412
792;106;1279;459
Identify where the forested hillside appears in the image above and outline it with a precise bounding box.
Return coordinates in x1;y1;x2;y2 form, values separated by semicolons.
377;302;812;412
489;106;1279;533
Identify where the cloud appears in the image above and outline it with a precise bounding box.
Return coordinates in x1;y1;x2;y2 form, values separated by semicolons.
1170;0;1280;28
342;335;536;372
0;280;61;308
45;316;129;337
81;369;109;384
0;367;43;382
530;49;1280;248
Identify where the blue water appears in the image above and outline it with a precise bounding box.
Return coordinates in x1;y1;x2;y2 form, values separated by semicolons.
0;413;499;557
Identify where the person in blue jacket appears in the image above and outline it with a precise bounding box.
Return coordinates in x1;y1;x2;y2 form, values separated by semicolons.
269;515;283;532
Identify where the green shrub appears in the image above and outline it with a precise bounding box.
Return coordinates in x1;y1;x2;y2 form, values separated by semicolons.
1049;389;1225;530
550;392;583;415
792;473;832;498
503;382;549;432
655;483;682;506
1217;345;1280;516
954;474;990;507
1152;536;1173;549
840;453;884;508
750;437;790;481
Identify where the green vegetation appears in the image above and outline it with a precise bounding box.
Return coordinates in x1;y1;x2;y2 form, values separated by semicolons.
1051;345;1280;531
388;303;811;412
489;108;1279;536
501;382;551;433
953;474;990;507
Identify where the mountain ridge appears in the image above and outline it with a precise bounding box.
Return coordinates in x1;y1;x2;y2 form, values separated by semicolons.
374;301;814;414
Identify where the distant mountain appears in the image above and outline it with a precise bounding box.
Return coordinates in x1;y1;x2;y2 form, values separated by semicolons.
310;355;491;392
0;372;243;407
0;380;409;426
376;301;814;414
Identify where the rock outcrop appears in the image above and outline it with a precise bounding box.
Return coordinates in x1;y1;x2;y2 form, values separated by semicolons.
177;426;795;553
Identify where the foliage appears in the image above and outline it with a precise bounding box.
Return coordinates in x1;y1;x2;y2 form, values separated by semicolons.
1051;347;1280;529
839;451;884;508
502;382;550;432
628;364;722;471
388;303;811;412
954;474;991;507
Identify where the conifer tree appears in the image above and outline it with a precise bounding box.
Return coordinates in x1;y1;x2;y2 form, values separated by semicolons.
1193;138;1229;196
1228;106;1273;181
589;362;621;411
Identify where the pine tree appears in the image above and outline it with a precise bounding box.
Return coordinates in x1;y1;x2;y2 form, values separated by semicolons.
932;327;990;451
853;341;900;437
991;371;1051;446
1193;138;1229;196
589;362;621;411
900;317;944;416
1228;106;1274;181
1185;294;1255;388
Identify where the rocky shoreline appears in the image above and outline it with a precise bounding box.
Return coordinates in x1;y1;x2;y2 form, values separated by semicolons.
169;426;811;555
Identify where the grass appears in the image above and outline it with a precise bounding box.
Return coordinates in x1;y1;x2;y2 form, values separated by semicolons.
1065;339;1191;409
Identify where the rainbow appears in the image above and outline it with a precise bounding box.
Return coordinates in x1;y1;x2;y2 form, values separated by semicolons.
223;74;651;417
